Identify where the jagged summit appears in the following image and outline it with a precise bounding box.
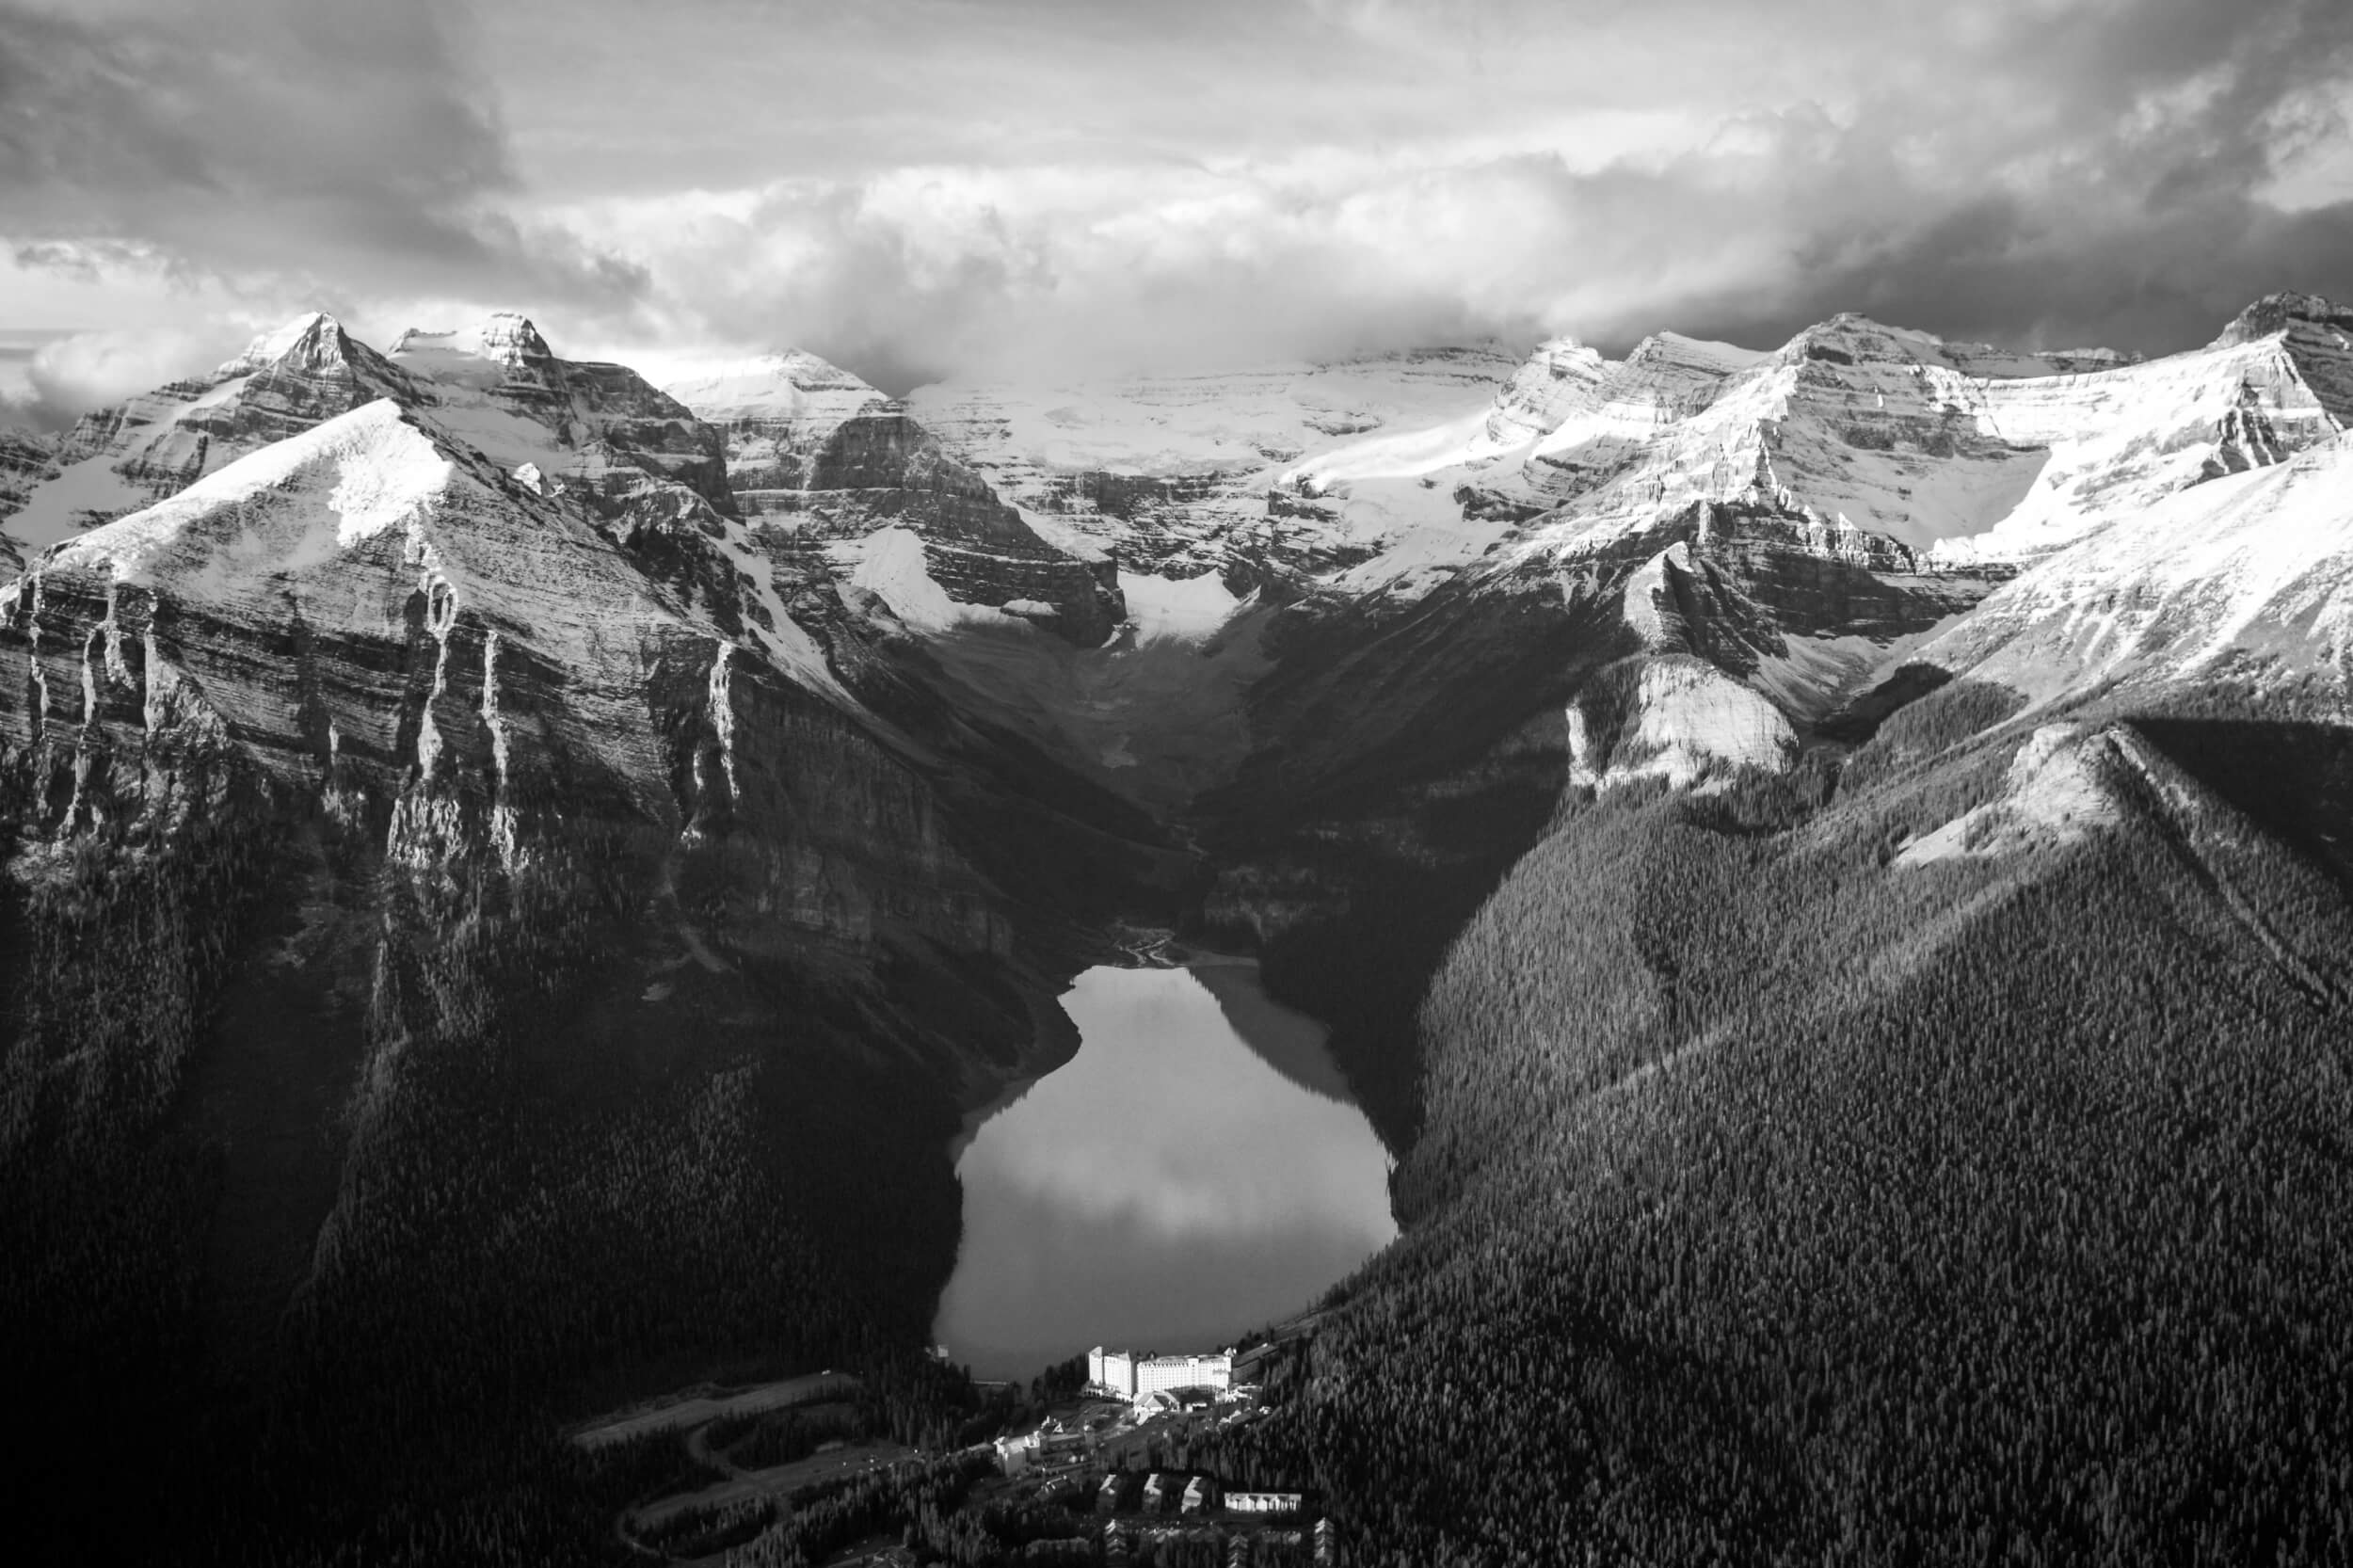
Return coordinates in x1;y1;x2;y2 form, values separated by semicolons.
391;312;561;376
218;311;375;377
0;309;1127;657
2202;290;2353;425
1770;312;2130;377
0;310;417;554
2208;290;2353;348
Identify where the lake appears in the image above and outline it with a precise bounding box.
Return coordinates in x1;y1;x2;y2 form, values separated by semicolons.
933;960;1400;1378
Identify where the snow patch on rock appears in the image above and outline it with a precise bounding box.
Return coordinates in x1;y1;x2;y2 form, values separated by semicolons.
839;527;1026;634
1118;569;1241;644
1909;435;2353;702
56;399;453;590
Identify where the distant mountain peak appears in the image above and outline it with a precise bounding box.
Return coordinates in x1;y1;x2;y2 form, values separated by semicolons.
662;350;882;422
221;311;366;377
391;312;558;373
2210;291;2353;349
2207;292;2353;424
762;347;877;391
1777;313;1949;366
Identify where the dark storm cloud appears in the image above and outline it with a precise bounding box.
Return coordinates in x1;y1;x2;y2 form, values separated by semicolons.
0;0;650;318
1639;0;2353;354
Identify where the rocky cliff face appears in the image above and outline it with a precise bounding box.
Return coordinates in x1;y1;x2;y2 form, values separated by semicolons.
2208;291;2353;421
666;350;890;503
669;353;1125;646
0;399;1021;1047
390;313;740;517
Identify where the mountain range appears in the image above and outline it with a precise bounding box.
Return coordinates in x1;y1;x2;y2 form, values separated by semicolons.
2;290;2348;1564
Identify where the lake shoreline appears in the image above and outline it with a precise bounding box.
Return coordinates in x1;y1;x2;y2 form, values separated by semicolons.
932;963;1400;1378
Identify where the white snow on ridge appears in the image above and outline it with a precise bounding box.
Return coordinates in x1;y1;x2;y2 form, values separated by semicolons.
910;348;1519;481
1912;435;2353;700
664;350;882;425
1283;408;1500;487
48;400;453;594
1277;308;2345;583
1493;317;2091;559
1286;330;1760;494
1015;506;1113;564
390;314;552;379
838;527;1030;635
907;346;1522;600
1924;332;2345;567
32;399;852;717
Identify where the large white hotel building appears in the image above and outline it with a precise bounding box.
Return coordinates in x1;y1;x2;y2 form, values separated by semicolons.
1087;1345;1234;1400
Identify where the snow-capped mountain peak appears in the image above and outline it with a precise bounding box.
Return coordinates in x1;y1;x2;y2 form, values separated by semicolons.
0;310;416;560
218;310;375;378
2205;291;2353;424
663;349;884;425
391;312;563;385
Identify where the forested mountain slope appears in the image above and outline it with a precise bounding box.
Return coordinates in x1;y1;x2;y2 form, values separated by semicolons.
1185;670;2353;1563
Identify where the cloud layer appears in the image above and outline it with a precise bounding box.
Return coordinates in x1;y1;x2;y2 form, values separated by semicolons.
3;0;2351;416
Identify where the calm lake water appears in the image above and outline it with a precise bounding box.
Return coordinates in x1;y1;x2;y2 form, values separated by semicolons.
933;961;1399;1378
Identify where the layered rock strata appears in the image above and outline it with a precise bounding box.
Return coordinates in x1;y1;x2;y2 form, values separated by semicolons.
672;353;1124;646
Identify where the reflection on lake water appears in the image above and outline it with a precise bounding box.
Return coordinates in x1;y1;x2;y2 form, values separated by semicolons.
933;962;1400;1378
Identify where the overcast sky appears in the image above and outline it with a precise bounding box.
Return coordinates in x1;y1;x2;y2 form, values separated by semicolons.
4;0;2351;424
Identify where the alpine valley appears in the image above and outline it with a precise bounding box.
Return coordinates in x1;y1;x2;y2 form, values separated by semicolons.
3;292;2350;1566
